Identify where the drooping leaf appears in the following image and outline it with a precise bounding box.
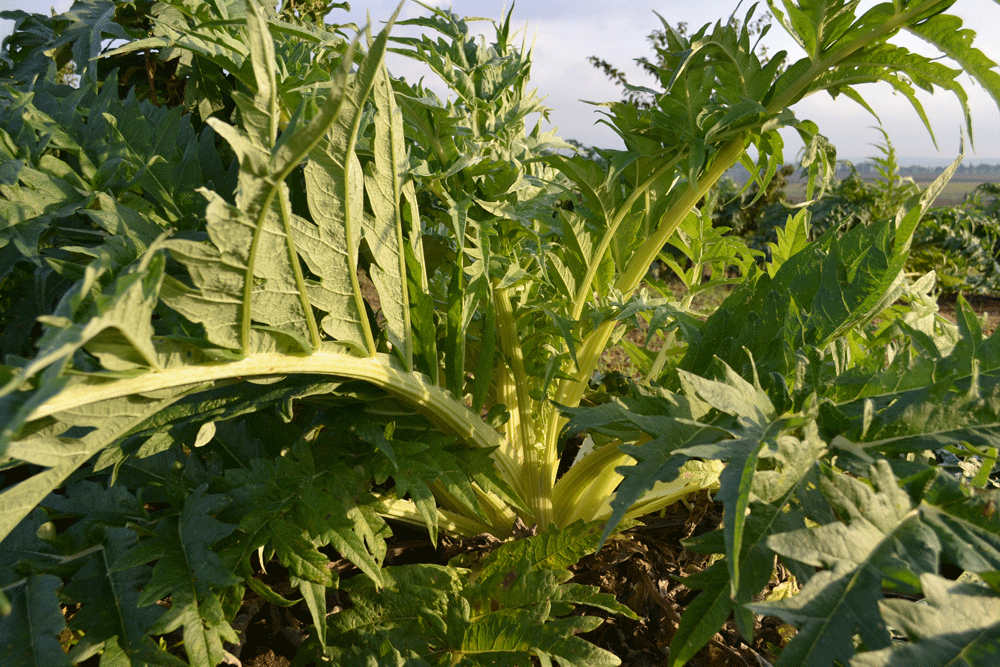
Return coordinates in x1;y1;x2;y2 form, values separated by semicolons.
62;527;181;666
0;391;187;544
903;12;1000;148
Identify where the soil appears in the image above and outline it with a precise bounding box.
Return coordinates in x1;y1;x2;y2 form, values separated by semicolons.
937;292;1000;333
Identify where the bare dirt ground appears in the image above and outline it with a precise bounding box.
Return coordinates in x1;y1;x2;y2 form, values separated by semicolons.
937;292;1000;334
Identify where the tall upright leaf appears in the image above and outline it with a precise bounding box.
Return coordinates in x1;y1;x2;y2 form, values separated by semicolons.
363;55;421;369
302;16;403;355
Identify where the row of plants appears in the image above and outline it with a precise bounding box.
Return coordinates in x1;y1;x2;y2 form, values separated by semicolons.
1;0;999;665
715;126;1000;294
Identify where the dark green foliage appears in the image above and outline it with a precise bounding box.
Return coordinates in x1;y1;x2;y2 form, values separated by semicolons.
850;573;1000;667
2;1;1000;666
713;164;796;240
734;129;1000;295
0;68;230;360
910;205;1000;293
564;305;1000;665
587;7;777;110
315;521;634;666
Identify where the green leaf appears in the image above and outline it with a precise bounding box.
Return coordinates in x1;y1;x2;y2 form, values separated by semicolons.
322;522;628;666
62;527;182;666
479;520;607;575
266;518;337;587
324;563;464;662
904;12;1000;148
0;574;71;667
752;461;962;666
223;440;388;588
811;43;965;149
668;562;733;667
754;562;887;667
119;486;241;667
679;190;927;379
0;509;62;590
907;472;1000;575
767;208;811;277
164;2;318;352
460;612;615;667
55;0;132;86
302;19;396;355
588;393;721;544
0;391;186;546
665;364;778;596
363;56;420;370
669;485;812;665
851;573;1000;667
1;245;165;398
161;2;403;355
296;578;331;656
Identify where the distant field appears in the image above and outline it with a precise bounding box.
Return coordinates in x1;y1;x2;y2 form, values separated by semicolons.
784;173;1000;207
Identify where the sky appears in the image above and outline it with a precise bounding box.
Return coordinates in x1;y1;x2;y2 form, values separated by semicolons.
3;0;999;162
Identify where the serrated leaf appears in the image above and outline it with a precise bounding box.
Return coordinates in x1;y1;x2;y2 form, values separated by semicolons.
0;392;185;546
1;246;165;401
479;521;605;576
162;3;402;355
323;524;627;666
0;573;71;667
303;21;395;355
223;447;388;589
669;497;807;666
296;577;331;655
171;23;320;353
907;472;1000;574
600;408;721;545
266;518;336;587
679;206;913;378
851;573;1000;667
754;562;888;667
752;461;970;666
326;563;463;661
668;363;780;595
462;612;616;667
363;56;417;370
125;486;241;667
904;13;1000;148
767;208;811;277
0;509;62;590
62;527;182;666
